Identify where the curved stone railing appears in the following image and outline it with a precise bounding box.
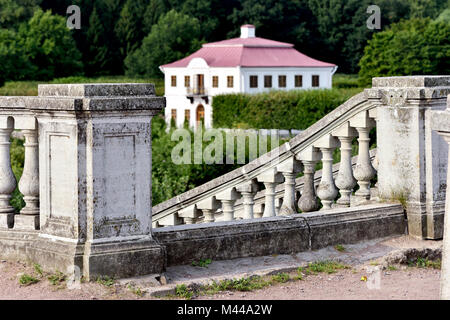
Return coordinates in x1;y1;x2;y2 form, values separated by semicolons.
153;89;381;227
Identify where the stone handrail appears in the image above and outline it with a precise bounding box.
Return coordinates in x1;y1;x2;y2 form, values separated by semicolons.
153;89;380;226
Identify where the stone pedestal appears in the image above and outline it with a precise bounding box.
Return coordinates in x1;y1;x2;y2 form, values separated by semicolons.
26;83;166;279
370;76;450;239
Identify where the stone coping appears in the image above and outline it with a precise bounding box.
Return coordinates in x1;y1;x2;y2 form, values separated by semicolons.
372;75;450;88
38;83;156;97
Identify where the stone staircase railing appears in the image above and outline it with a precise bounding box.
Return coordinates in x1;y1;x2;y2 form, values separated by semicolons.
153;90;380;227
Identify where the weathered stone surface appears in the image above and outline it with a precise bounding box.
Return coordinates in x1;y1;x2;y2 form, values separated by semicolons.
154;203;405;267
38;83;156;97
372;76;450;88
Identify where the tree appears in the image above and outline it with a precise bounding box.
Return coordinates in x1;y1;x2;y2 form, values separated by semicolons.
0;0;41;30
125;10;203;78
17;9;83;80
358;18;450;85
0;29;31;85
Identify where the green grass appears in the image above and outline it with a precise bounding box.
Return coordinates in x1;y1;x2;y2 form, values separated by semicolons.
334;244;346;252
333;74;365;89
298;260;350;275
411;257;441;269
0;76;164;97
96;275;115;287
127;284;146;297
48;271;67;286
191;259;212;268
19;273;40;286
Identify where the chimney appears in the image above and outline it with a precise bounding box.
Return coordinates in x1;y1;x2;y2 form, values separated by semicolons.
240;24;255;38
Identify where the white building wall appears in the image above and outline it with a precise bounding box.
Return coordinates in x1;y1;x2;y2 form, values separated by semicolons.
162;61;335;129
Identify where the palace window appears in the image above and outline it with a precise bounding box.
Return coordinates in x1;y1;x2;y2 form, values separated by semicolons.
250;75;258;88
278;75;286;88
184;76;190;87
295;75;303;87
171;109;177;121
171;76;177;87
312;75;320;87
227;76;234;88
264;75;272;88
184;109;190;123
212;76;219;88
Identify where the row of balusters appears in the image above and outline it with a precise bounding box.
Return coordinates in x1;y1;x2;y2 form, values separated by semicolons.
0;125;39;229
164;111;377;226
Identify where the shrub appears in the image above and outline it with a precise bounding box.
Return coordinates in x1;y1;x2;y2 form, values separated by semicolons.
359;18;450;86
212;88;362;129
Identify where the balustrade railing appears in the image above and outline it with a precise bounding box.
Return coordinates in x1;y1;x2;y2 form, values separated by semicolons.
0;113;39;230
153;91;380;227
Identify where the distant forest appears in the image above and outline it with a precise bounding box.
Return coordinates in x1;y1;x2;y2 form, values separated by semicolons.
1;0;449;80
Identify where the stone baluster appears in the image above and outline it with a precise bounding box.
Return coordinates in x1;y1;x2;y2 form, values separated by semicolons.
332;122;358;207
15;128;40;230
297;146;321;212
314;134;339;210
197;196;220;223
253;203;264;218
277;157;303;215
350;111;376;204
178;204;200;225
236;180;259;220
257;168;284;217
0;117;16;229
216;188;240;221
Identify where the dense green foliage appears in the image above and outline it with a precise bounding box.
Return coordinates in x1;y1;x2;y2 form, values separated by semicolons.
0;9;83;82
212;88;362;130
125;10;203;78
0;0;447;81
359;18;450;85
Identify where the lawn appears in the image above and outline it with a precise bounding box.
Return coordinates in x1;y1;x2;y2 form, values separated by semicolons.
0;76;165;96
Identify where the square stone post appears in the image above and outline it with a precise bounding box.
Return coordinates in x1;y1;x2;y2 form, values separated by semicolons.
369;76;450;239
26;84;166;279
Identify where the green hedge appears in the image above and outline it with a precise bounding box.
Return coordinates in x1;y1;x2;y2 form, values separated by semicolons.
212;88;362;130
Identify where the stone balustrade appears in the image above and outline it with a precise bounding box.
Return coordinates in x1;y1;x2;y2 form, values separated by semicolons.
153;96;380;227
153;76;450;240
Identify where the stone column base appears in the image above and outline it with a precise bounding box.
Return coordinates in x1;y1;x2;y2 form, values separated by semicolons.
14;215;39;230
27;236;166;280
0;213;14;229
406;201;444;239
82;238;166;280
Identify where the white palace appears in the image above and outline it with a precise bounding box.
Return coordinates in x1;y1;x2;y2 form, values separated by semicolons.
160;24;338;129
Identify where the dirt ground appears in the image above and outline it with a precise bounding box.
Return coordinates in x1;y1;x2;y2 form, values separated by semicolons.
196;265;441;300
0;235;443;300
0;259;441;300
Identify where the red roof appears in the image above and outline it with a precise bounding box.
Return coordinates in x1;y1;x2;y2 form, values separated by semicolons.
160;36;336;69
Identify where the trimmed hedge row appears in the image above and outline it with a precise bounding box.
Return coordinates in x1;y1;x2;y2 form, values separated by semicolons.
212;88;363;130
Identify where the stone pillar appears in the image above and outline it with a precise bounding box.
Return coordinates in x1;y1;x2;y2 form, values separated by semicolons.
431;96;450;299
0;117;16;229
314;134;339;210
216;188;240;221
333;122;358;207
432;95;450;300
370;76;450;239
277;157;302;215
197;196;220;223
297;146;321;212
236;180;259;220
27;83;165;279
257;168;284;217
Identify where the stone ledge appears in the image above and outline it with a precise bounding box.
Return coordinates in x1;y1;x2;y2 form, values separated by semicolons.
38;83;156;97
373;76;450;88
154;203;406;267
